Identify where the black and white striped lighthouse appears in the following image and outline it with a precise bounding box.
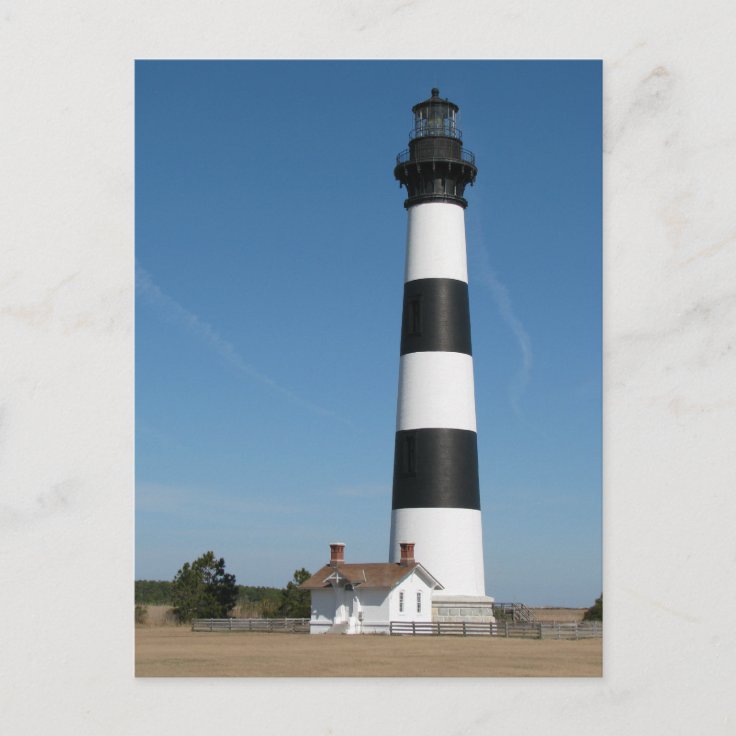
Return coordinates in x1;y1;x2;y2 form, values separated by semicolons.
389;89;490;607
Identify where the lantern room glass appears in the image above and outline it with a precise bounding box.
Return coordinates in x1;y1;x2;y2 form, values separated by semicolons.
413;103;458;139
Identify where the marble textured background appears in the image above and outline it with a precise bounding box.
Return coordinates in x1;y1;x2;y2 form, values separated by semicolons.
1;1;735;734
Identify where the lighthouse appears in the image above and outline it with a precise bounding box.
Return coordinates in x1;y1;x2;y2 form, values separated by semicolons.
389;89;494;621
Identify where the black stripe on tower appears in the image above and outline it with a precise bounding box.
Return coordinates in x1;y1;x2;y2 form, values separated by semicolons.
400;278;472;356
392;428;480;510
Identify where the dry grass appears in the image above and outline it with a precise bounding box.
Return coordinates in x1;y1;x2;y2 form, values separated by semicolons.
531;608;587;623
135;627;602;678
136;602;274;625
137;605;178;626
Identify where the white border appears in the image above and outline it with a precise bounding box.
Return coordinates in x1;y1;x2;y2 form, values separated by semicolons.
2;1;735;734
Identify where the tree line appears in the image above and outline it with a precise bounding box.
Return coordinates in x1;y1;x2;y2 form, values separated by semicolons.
135;551;311;622
135;580;282;607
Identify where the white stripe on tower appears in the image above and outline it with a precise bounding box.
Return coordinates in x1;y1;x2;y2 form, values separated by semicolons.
404;201;468;282
396;350;476;432
390;89;485;597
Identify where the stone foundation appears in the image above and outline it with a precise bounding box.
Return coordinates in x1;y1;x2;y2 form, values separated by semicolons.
431;594;496;623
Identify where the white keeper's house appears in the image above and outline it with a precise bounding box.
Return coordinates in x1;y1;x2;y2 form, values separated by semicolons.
299;542;442;634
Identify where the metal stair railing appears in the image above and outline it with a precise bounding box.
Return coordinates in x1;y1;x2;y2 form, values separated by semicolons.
514;603;535;623
492;602;536;623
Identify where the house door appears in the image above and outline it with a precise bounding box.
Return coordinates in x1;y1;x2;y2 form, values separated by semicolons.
335;589;348;623
350;596;362;633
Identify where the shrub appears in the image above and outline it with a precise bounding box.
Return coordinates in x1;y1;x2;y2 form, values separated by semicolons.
582;594;602;622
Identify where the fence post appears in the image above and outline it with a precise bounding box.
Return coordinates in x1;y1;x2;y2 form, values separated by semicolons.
538;623;542;639
505;621;508;638
575;622;579;640
209;619;213;631
229;618;232;631
463;621;467;636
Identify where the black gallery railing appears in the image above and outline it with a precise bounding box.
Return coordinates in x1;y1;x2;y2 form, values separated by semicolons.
395;148;476;166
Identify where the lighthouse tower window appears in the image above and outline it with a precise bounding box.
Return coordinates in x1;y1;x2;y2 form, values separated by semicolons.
399;590;405;613
411;298;421;335
417;591;422;613
401;434;417;477
404;295;422;337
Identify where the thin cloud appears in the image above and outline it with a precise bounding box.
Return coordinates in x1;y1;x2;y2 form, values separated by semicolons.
136;265;346;422
474;245;533;415
136;481;305;518
332;484;390;499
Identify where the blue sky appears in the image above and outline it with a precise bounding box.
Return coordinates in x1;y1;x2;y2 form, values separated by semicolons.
136;60;601;607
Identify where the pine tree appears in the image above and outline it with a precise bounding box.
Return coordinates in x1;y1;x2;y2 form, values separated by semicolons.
277;568;312;618
171;551;238;622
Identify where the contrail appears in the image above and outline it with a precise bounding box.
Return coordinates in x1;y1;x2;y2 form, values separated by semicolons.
473;243;533;415
136;265;346;422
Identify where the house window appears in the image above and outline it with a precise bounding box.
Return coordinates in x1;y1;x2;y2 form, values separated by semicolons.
417;591;422;613
399;590;404;613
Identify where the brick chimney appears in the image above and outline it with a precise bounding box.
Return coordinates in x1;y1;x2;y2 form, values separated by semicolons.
329;542;345;567
399;542;415;566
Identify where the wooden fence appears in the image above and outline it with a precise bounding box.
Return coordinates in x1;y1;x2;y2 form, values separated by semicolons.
390;621;498;636
389;620;602;639
192;618;601;638
499;621;602;639
191;618;309;633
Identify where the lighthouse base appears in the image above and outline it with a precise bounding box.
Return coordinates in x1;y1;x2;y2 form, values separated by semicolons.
431;594;496;624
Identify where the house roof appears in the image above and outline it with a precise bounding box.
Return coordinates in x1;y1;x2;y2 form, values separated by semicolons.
299;562;443;591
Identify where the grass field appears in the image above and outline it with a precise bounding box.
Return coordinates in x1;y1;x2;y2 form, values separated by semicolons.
135;627;602;677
